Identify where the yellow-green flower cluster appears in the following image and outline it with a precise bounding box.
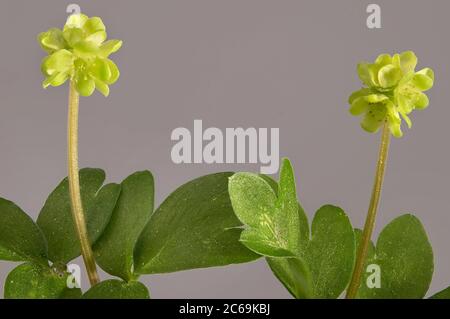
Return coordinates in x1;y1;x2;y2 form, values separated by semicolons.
349;51;434;137
38;14;122;97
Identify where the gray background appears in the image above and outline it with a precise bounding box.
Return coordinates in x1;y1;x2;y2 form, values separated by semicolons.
0;0;449;298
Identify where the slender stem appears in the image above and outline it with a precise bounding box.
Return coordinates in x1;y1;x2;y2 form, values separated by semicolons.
67;81;100;286
346;122;391;299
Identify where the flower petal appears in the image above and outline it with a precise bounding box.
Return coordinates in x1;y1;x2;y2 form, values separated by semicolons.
73;41;100;56
75;72;95;96
83;17;106;35
378;65;402;88
105;60;120;84
63;27;84;47
41;49;73;76
65;14;88;30
398;51;418;74
360;104;386;133
348;88;372;104
38;28;66;53
396;93;414;114
388;120;402;138
357;63;378;87
89;58;111;82
400;112;412;129
413;68;434;91
385;102;403;137
42;72;69;88
350;97;369;116
375;54;392;67
99;40;123;58
94;79;110;97
85;31;107;46
413;92;430;110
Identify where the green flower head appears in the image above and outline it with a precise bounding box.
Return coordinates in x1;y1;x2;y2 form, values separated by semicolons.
38;13;123;97
349;51;434;138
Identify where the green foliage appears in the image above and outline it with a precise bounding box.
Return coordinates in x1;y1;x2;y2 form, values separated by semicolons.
430;286;450;299
4;263;81;299
229;159;355;298
267;257;313;299
266;205;355;299
304;205;355;298
0;199;48;265
0;162;446;299
356;215;434;299
134;172;259;274
37;168;120;264
94;171;154;281
228;160;301;257
82;280;149;299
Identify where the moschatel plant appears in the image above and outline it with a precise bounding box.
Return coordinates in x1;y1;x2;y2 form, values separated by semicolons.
0;11;450;299
39;12;123;287
0;13;259;299
227;51;450;299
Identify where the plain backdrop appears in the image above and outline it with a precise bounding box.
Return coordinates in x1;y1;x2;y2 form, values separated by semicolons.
0;0;449;298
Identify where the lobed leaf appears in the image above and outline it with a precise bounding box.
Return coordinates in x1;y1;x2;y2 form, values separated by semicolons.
0;199;47;265
305;205;355;298
4;263;81;299
134;172;259;274
430;286;450;299
94;171;154;281
230;161;354;299
356;214;433;299
37;168;120;264
82;280;149;299
267;256;313;299
228;159;301;257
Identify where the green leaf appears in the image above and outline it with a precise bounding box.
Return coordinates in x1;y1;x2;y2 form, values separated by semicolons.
268;206;354;299
94;171;154;281
228;173;278;230
357;214;433;299
59;286;83;299
296;204;309;254
430;286;450;299
258;174;309;255
37;168;120;264
82;280;149;299
4;263;81;299
0;199;47;265
276;159;301;253
232;162;355;299
240;229;295;257
134;173;259;274
228;159;301;257
267;257;313;299
305;205;355;298
265;201;313;298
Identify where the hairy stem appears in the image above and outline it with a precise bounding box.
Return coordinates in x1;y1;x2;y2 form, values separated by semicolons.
346;122;391;299
67;81;100;286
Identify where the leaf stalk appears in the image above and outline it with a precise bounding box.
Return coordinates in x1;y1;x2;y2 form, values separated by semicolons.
67;81;100;286
346;121;391;298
